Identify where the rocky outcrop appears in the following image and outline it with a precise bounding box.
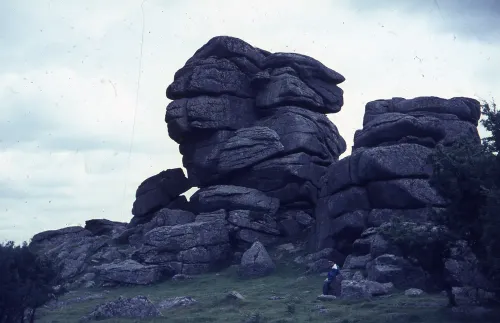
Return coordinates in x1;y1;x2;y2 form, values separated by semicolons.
312;96;483;293
74;35;346;281
29;36;487;295
165;36;346;217
315;96;481;253
30;226;124;283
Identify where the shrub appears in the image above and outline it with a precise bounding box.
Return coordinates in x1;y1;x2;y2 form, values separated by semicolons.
428;100;500;295
0;241;55;323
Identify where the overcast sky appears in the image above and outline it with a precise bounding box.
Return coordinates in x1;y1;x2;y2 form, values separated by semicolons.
1;0;499;243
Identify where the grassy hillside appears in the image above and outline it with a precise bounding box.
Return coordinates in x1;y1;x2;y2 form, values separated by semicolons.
37;254;499;323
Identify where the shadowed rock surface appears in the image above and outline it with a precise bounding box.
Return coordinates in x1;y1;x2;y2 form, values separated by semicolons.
315;96;481;252
28;36;491;302
165;36;346;215
314;96;482;292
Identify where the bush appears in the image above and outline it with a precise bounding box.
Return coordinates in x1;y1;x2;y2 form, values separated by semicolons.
428;100;500;295
0;241;55;323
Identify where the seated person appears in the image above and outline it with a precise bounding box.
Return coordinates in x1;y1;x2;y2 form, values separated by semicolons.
322;262;340;295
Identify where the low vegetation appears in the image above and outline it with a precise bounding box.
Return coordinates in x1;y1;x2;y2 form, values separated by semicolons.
34;255;499;323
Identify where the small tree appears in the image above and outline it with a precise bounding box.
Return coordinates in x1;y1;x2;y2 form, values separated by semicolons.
0;241;55;323
428;100;500;296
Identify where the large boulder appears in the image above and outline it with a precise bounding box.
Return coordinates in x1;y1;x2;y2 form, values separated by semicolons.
366;254;428;290
80;296;161;322
340;280;394;299
84;219;127;237
363;96;481;126
142;208;196;233
131;169;191;219
190;185;280;218
144;220;229;251
217;126;284;172
139;220;232;275
238;241;276;278
93;260;173;285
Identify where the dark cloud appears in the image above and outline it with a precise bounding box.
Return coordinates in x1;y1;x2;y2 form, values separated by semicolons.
348;0;500;42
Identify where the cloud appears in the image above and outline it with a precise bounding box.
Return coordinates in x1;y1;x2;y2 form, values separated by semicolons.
347;0;500;42
0;68;171;154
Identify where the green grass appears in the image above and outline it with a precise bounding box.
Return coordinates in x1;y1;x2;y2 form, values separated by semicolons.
37;255;500;323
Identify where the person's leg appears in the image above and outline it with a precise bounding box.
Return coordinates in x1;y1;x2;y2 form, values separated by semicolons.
445;289;457;307
323;281;330;295
444;285;457;307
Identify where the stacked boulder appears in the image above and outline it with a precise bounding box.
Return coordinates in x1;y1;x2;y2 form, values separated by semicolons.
66;36;348;281
129;168;192;228
315;96;481;252
164;36;346;237
29;36;350;286
314;96;482;290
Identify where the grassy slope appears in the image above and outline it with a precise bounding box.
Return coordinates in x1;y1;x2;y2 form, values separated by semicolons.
37;253;500;323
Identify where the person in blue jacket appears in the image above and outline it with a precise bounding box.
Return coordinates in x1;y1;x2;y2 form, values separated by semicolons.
323;262;340;295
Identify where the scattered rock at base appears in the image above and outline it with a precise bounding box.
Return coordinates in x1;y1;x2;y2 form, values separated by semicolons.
44;292;106;311
239;241;276;278
405;288;425;297
157;296;198;310
79;295;161;322
171;274;194;281
226;291;246;301
340;279;394;299
317;294;337;301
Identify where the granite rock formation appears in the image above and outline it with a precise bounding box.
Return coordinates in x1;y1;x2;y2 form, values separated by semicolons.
165;36;346;219
30;36;347;288
314;96;482;290
28;36;488;297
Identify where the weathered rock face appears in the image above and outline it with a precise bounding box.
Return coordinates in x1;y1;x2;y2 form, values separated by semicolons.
30;37;487;293
80;296;162;322
314;96;481;253
165;36;346;214
129;168;192;226
29;225;133;288
238;241;276;278
95;36;346;281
